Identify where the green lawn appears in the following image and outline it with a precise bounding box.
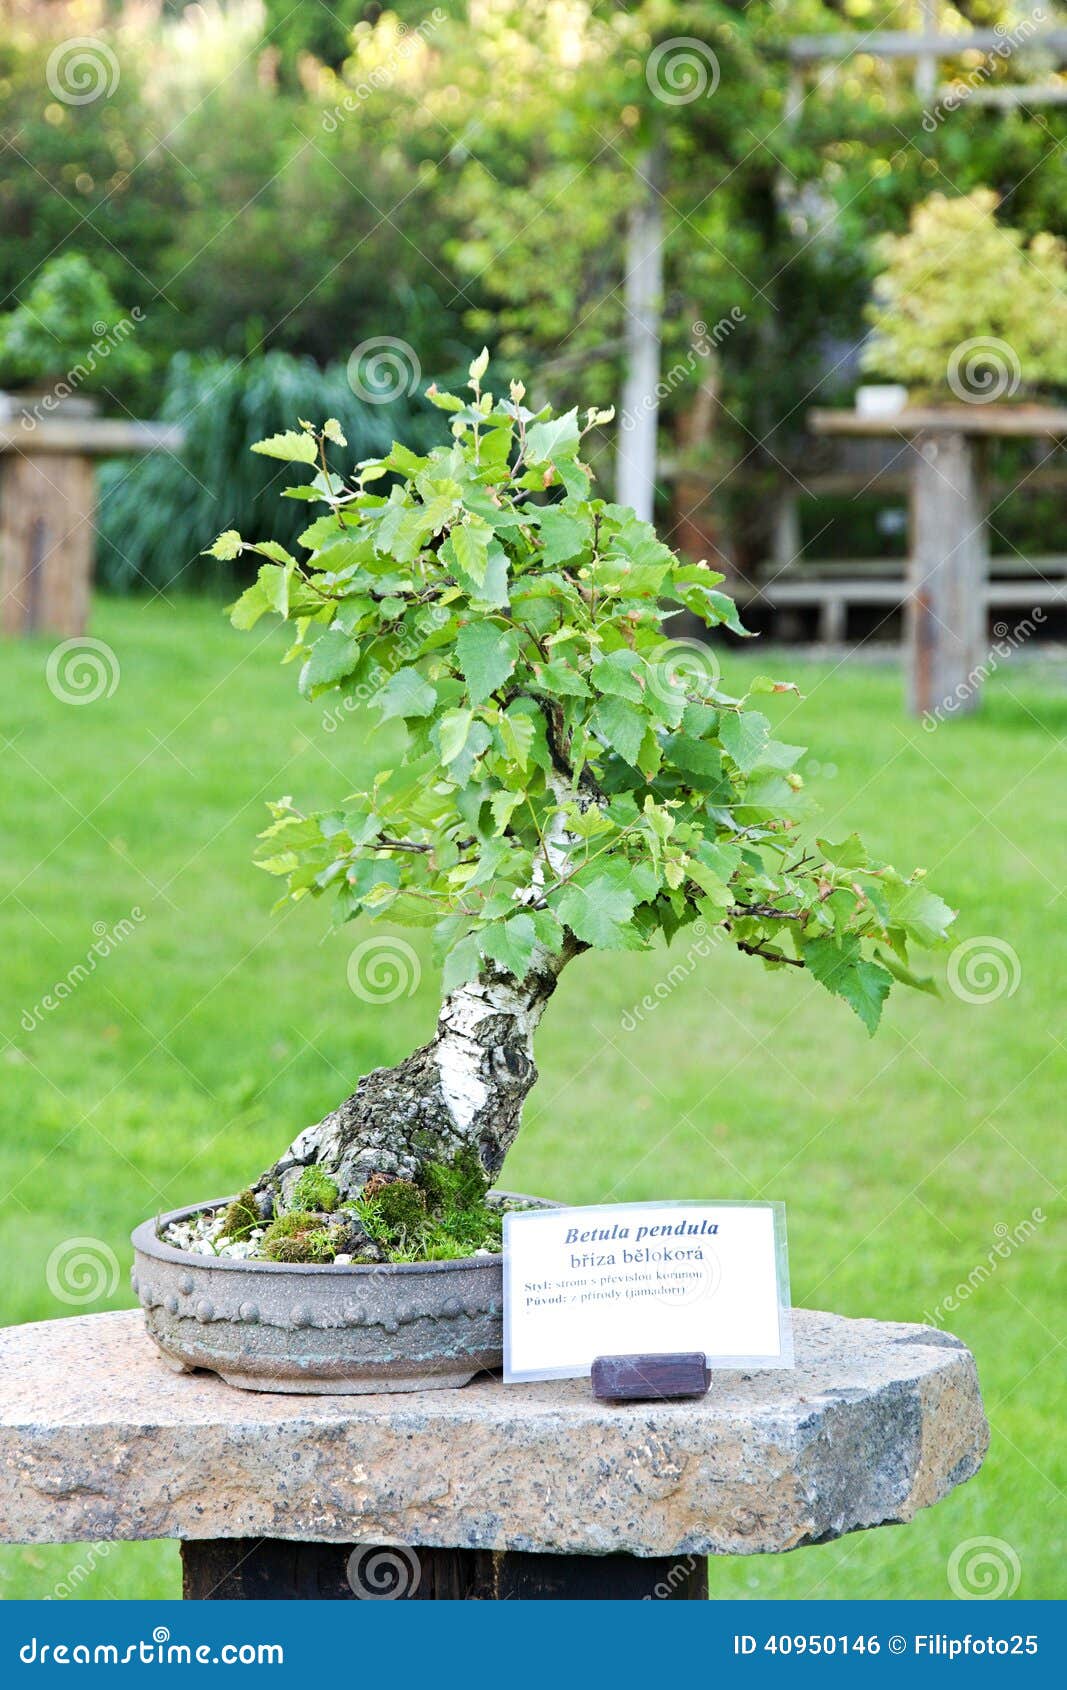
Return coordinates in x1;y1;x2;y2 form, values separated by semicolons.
0;597;1062;1601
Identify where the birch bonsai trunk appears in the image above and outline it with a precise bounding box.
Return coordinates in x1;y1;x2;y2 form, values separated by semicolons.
254;941;580;1207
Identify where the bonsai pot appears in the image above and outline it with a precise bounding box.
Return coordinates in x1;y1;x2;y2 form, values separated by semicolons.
131;1193;557;1395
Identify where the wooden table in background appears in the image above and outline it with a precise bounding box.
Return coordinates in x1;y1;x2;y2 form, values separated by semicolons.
0;417;184;638
809;405;1067;717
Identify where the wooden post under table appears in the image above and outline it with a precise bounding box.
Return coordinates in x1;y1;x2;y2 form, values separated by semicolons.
180;1539;708;1602
0;416;184;638
908;428;988;718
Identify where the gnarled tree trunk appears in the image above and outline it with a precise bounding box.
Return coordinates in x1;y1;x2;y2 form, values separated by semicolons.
254;943;578;1207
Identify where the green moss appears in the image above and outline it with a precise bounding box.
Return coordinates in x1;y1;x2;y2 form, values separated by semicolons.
418;1146;488;1212
218;1188;259;1243
354;1151;502;1263
373;1180;427;1234
291;1165;339;1213
261;1210;339;1263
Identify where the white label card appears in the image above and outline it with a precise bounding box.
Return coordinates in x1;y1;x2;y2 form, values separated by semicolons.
503;1200;792;1383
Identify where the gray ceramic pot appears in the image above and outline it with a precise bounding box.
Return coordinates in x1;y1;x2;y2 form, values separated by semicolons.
131;1193;555;1395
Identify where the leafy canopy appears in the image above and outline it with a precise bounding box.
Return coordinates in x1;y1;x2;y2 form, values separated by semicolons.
863;190;1067;394
0;253;149;389
210;354;955;1034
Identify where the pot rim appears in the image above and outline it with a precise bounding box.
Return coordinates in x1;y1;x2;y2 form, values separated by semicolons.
131;1191;556;1277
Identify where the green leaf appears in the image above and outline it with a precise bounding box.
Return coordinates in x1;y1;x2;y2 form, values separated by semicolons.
452;520;492;585
468;346;490;383
490;789;524;834
818;833;869;869
555;872;639;949
443;933;483;993
537;505;587;567
229;578;270;630
803;935;893;1036
664;735;725;788
247;540;296;567
207;529;242;561
882;877;956;948
705;591;751;636
299;626;361;694
719;711;770;774
251;430;318;466
498;708;536;771
377;666;436;722
876;945;939;996
480;913;537;977
438;709;475;765
228;562;290;630
525;409;580;464
536;659;590;698
593;696;646;767
591;649;645;703
749;675;801;698
456;621;519;706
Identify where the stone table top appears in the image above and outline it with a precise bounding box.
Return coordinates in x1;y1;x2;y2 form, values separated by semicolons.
0;1308;987;1559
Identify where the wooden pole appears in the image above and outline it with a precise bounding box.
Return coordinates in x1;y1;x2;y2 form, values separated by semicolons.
913;1;939;104
907;430;988;717
615;147;665;523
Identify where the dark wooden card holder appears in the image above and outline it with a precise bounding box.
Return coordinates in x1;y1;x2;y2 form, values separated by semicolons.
591;1351;711;1403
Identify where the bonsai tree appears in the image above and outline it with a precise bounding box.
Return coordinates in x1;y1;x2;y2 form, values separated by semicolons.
0;252;149;392
207;354;955;1257
862;189;1067;399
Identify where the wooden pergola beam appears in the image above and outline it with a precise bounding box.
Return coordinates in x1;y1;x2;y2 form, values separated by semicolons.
787;27;1067;64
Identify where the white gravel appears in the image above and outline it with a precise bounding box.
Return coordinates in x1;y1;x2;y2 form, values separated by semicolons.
161;1208;267;1259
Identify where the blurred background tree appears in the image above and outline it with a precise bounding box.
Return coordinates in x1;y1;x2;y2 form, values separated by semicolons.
3;0;1066;580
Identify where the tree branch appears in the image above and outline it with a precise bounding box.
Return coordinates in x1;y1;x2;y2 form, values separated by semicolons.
735;940;806;968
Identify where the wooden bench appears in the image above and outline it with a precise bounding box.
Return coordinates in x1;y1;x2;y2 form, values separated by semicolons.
740;567;1067;645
